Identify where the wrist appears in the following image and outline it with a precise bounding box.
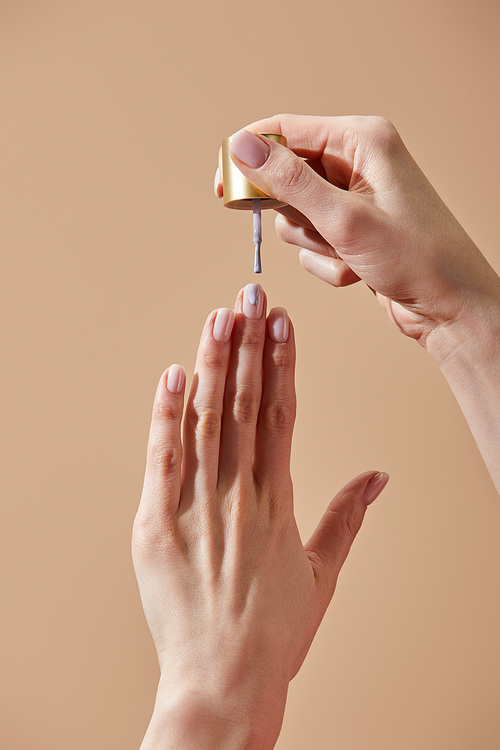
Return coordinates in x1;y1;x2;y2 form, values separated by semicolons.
141;677;288;750
424;285;500;373
421;239;500;364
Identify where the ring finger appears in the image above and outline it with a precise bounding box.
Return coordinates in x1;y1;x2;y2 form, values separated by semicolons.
182;308;236;500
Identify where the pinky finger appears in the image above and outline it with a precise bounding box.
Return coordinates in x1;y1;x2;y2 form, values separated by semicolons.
299;248;360;287
140;364;186;523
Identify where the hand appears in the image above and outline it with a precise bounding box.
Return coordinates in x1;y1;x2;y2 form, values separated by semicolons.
132;284;389;749
215;114;500;349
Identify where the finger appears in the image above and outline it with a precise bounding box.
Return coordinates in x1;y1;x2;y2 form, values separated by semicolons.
299;248;361;287
253;308;296;496
214;166;222;198
276;212;362;286
182;308;235;499
228;129;354;234
140;365;186;522
243;113;350;161
214;156;328;227
274;205;317;232
219;284;267;483
214;146;223;198
214;164;320;233
305;471;389;608
275;213;339;256
240;113;363;188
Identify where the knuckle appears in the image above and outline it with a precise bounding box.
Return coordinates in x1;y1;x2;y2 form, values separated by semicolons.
367;115;401;149
262;398;296;433
270;345;294;370
148;443;180;474
131;513;177;560
184;404;198;431
131;514;158;552
196;408;222;441
200;346;227;371
242;328;264;351
274;154;308;193
369;114;395;131
231;387;260;425
341;505;365;541
153;398;181;422
222;483;259;529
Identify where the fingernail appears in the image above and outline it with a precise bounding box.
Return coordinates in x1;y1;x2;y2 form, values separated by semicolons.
213;166;220;196
230;130;270;168
364;472;389;506
268;307;289;343
166;364;185;394
242;283;264;319
213;307;235;343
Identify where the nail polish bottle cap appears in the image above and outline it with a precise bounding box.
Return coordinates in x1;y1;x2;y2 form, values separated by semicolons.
221;133;288;210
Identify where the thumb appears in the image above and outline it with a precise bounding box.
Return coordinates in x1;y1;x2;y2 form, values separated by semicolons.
228;129;350;231
304;471;389;603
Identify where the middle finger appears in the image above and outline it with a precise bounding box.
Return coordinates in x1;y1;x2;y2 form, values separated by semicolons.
219;284;267;484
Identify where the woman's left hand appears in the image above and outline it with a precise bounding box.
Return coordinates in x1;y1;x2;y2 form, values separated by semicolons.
132;283;389;750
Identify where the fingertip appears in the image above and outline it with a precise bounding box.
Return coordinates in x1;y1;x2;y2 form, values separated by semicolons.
299;248;360;287
166;364;186;395
299;247;332;283
214;167;223;198
212;307;236;344
267;306;290;343
299;247;314;267
234;284;267;316
364;471;390;506
274;212;291;232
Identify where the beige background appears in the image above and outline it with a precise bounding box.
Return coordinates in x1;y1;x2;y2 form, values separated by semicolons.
1;1;500;748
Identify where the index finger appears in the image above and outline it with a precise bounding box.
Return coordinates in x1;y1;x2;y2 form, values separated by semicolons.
213;114;355;213
241;113;363;161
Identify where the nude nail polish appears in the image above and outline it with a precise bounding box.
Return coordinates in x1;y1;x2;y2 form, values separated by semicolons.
229;129;270;168
269;308;289;343
364;472;389;505
166;364;185;394
242;283;264;319
213;308;235;343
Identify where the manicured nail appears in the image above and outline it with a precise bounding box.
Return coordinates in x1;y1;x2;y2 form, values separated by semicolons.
213;167;220;196
268;307;289;343
242;283;264;319
364;472;389;506
213;307;235;343
230;130;270;168
166;364;185;394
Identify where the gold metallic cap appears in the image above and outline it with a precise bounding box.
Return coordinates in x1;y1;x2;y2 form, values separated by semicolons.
222;133;288;210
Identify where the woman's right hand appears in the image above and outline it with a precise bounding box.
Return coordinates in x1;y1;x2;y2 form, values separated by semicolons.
215;114;500;350
216;114;500;493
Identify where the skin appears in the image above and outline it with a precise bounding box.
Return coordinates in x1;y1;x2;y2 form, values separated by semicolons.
216;114;500;490
132;287;389;749
133;113;500;748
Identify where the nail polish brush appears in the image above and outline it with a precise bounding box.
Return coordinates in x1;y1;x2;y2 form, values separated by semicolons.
253;198;262;273
221;133;288;274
